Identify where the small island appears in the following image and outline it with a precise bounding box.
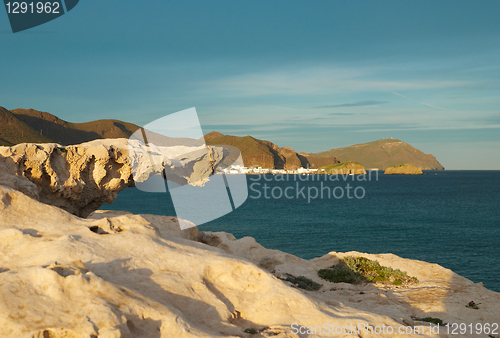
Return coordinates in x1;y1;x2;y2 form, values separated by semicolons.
321;161;367;175
384;163;423;175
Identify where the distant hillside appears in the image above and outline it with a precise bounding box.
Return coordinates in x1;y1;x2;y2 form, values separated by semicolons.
0;107;53;145
205;132;339;170
321;161;367;175
1;107;444;171
1;107;339;170
11;108;140;145
0;107;141;146
310;138;444;170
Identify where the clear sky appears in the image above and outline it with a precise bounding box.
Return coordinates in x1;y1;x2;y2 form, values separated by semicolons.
1;1;499;169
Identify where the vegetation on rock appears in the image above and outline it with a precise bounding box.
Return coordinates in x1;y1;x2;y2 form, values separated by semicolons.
412;316;444;326
466;301;479;309
284;274;322;291
244;328;258;334
318;256;419;285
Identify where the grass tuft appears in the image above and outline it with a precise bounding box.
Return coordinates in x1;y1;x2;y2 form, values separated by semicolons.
466;301;479;309
284;274;322;291
413;316;444;326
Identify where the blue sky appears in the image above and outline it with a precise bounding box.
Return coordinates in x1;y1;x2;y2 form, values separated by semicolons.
1;0;499;169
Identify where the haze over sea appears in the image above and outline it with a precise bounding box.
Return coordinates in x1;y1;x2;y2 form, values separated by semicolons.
102;170;500;292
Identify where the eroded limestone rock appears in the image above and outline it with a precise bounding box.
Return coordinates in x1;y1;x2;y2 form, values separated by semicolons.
1;186;499;337
0;139;225;217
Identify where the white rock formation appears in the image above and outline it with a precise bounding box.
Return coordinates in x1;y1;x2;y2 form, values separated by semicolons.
1;185;499;338
0;159;38;199
0;139;225;217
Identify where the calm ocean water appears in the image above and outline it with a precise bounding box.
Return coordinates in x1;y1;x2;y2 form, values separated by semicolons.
101;171;500;292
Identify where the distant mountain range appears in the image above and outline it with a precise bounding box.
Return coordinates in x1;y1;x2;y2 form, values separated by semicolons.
309;138;444;170
0;107;444;170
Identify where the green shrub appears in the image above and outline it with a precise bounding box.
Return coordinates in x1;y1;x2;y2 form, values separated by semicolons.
244;328;258;334
318;256;419;285
318;261;364;283
284;274;322;291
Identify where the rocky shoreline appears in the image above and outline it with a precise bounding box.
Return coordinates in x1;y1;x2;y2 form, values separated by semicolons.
0;140;498;338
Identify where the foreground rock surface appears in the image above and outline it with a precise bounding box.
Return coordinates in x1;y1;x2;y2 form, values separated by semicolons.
384;164;423;175
1;186;499;338
0;139;225;217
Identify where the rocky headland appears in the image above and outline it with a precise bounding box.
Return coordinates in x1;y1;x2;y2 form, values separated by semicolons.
384;164;424;175
310;139;444;171
0;140;498;338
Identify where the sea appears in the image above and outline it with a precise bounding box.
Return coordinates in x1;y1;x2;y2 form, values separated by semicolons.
100;170;500;292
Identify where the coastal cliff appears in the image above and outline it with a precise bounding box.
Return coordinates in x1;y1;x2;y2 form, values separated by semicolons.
204;132;339;170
